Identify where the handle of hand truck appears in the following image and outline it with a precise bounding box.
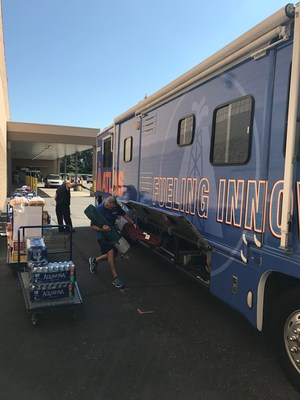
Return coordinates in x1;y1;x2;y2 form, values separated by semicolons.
80;184;95;194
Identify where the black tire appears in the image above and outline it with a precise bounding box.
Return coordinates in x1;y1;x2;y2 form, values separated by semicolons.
272;286;300;391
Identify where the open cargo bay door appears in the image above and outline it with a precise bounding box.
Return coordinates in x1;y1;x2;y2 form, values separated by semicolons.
123;201;211;285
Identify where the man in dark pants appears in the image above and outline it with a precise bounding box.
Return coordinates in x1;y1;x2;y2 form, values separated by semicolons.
55;181;81;232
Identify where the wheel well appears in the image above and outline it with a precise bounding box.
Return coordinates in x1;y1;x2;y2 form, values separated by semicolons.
263;271;300;332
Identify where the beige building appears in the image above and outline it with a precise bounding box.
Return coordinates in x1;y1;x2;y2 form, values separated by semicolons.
0;1;99;212
0;2;9;212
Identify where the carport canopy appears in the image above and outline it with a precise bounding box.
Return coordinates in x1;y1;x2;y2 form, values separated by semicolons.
7;121;99;161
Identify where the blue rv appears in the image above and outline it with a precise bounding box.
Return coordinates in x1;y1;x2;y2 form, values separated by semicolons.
96;3;300;389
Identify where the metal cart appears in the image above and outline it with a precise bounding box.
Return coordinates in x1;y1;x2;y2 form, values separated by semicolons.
19;271;83;326
16;224;74;265
16;225;83;326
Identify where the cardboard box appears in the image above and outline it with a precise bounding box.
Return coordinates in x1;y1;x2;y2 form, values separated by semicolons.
11;240;25;252
13;206;43;240
10;250;27;263
42;211;50;225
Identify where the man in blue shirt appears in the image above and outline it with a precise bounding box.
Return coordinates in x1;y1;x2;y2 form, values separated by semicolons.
89;196;136;288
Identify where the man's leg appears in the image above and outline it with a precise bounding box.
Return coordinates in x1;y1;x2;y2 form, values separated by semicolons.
89;240;109;274
107;248;124;288
90;242;124;287
62;205;73;231
96;254;108;262
107;248;118;278
56;205;64;232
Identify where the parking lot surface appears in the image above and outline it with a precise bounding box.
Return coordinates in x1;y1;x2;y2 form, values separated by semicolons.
0;188;300;400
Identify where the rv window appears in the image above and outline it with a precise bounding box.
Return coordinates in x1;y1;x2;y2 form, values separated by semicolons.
124;137;133;162
177;115;195;146
103;137;112;168
211;96;253;164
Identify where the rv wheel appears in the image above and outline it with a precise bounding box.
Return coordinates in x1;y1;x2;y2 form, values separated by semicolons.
272;287;300;391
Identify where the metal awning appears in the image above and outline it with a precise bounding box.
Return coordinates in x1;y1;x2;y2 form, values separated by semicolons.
7;121;99;161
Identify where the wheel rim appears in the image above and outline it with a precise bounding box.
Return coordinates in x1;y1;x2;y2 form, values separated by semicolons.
284;310;300;373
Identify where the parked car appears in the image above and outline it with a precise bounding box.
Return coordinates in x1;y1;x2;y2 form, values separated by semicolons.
81;174;93;183
86;174;93;183
44;174;63;188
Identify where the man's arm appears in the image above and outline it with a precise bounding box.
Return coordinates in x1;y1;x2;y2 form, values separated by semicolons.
123;213;136;227
66;182;82;189
115;203;136;227
90;223;110;232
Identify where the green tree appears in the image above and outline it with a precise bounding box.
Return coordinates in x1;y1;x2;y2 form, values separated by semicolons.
79;148;93;173
60;148;93;174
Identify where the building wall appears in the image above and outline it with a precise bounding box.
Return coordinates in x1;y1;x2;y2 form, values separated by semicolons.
0;0;10;211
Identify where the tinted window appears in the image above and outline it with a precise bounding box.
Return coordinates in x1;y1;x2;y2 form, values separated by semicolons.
48;174;61;179
124;137;133;162
211;96;253;165
103;137;112;168
177;115;195;146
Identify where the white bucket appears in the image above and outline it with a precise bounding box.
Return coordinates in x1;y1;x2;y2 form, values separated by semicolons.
114;236;130;254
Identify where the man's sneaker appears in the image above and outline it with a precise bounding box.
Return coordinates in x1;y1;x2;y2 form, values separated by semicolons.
89;257;97;274
112;277;125;289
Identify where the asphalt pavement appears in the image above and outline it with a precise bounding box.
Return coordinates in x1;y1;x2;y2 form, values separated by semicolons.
0;187;300;400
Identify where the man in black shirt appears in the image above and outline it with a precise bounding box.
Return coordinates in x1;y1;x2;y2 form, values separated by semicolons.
55;181;81;232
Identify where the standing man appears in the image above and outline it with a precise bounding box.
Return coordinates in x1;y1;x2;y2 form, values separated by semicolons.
89;196;136;289
55;180;81;233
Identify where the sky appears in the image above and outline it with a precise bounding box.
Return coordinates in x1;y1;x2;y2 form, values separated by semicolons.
2;0;288;130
